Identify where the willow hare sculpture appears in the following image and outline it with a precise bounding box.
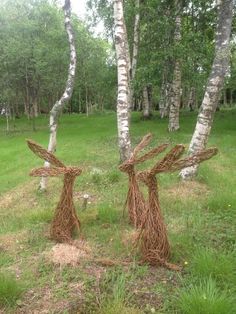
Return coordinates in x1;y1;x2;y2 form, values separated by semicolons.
136;145;218;268
27;140;81;243
119;133;168;228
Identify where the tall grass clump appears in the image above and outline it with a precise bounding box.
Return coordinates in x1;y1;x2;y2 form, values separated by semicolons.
189;248;236;288
176;278;234;314
0;273;24;306
99;270;141;314
97;203;120;224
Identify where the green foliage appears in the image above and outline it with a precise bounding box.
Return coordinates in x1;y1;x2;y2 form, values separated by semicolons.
0;0;116;119
176;278;234;314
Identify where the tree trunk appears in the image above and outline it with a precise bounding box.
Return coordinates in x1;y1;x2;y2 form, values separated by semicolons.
168;59;181;131
187;87;196;111
39;0;77;191
129;0;140;110
230;89;233;106
168;2;182;132
180;0;233;180
113;0;132;162
142;85;152;119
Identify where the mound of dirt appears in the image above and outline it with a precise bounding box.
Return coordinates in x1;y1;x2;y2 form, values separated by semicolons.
46;241;91;267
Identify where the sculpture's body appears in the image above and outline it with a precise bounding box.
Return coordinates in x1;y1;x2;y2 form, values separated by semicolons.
119;133;168;228
136;144;218;268
27;140;81;242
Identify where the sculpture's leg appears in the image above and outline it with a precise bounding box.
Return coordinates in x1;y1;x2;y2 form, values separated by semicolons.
139;177;170;265
127;172;146;228
50;174;80;242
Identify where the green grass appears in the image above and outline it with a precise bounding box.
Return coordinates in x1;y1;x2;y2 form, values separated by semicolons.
0;109;236;313
176;278;235;314
0;273;24;307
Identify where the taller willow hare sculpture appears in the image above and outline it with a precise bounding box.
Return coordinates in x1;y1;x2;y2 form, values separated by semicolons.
27;140;81;243
136;145;218;269
119;133;168;228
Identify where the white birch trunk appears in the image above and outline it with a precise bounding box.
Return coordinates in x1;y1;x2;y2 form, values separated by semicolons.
131;0;139;82
142;86;151;119
187;87;196;111
168;8;182;131
129;0;140;110
113;0;131;162
159;81;170;118
180;0;233;180
39;0;77;191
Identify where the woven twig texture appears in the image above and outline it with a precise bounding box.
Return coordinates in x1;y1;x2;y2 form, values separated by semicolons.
136;145;218;268
119;134;168;228
27;139;82;242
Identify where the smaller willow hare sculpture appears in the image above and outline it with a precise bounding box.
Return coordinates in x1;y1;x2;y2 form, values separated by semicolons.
119;133;168;228
27;140;81;243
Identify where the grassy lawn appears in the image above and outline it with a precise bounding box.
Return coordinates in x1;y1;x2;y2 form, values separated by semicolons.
0;109;236;313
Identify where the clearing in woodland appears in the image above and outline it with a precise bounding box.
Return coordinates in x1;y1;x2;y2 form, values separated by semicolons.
0;110;236;313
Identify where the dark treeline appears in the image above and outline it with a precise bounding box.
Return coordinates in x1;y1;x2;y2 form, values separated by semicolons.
0;0;236;121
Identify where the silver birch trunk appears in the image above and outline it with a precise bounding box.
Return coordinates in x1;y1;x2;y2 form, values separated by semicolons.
180;0;233;180
131;0;139;82
39;0;77;191
159;81;170;118
168;8;182;132
142;86;152;119
129;0;140;110
187;87;196;111
113;0;132;162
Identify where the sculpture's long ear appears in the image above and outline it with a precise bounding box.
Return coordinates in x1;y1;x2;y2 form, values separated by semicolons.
30;167;68;177
119;133;153;169
150;144;185;174
167;147;218;172
27;140;65;167
134;143;168;164
132;133;153;158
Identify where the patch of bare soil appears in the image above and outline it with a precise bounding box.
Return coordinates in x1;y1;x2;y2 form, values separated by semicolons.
0;230;28;252
166;181;209;200
16;282;84;314
45;240;92;267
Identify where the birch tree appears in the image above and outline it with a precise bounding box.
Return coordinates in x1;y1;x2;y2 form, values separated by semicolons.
168;0;182;132
39;0;77;191
180;0;234;180
129;0;140;110
113;0;132;162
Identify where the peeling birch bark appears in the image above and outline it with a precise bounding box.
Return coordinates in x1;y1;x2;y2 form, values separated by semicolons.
39;0;77;191
180;0;233;180
113;0;132;162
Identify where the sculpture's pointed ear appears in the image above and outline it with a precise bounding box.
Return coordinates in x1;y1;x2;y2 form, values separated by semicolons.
168;147;218;172
30;167;67;177
26;139;65;167
150;144;185;174
134;143;168;164
132;133;153;158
